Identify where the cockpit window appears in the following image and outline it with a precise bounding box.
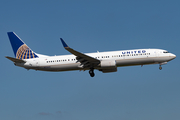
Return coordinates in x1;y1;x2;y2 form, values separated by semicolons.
163;51;169;53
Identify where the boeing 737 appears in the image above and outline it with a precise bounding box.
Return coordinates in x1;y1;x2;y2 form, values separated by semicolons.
6;32;176;77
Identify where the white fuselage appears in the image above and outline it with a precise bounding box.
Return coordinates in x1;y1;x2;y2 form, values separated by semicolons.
16;49;176;72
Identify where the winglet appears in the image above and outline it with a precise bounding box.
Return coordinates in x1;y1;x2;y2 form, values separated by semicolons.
60;38;69;48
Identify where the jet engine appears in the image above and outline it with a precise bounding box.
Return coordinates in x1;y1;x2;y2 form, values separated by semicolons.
100;60;117;73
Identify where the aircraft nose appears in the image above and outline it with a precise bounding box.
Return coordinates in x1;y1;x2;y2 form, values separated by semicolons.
172;54;176;58
170;53;176;59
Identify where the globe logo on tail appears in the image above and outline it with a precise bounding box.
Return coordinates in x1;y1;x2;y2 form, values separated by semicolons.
16;44;38;59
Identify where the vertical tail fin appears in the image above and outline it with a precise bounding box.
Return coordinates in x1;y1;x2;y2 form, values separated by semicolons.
7;32;38;59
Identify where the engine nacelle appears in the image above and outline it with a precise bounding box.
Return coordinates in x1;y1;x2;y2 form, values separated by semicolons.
101;60;116;68
100;60;117;73
101;67;117;73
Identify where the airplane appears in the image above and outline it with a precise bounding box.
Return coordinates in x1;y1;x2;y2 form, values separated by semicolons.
6;32;176;77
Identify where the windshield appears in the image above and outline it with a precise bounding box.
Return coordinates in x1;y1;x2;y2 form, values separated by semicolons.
163;51;169;53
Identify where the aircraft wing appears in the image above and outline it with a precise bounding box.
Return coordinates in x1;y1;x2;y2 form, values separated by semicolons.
60;38;100;68
5;56;26;63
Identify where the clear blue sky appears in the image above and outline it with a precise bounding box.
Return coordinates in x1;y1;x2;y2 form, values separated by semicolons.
1;0;180;120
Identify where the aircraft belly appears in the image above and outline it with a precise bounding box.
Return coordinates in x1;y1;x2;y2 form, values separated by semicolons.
153;56;170;62
38;63;81;71
116;57;155;67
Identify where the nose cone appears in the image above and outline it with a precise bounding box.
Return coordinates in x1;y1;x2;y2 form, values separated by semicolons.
172;53;176;58
170;53;176;60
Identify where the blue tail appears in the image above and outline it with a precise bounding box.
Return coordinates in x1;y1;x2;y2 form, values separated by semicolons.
7;32;38;59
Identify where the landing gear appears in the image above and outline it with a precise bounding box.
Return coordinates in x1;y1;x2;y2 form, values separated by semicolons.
89;68;95;77
159;65;162;70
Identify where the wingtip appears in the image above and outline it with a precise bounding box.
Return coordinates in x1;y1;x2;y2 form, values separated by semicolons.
60;38;69;48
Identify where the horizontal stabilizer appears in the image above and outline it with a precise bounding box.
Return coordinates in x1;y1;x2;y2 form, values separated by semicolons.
5;56;26;63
